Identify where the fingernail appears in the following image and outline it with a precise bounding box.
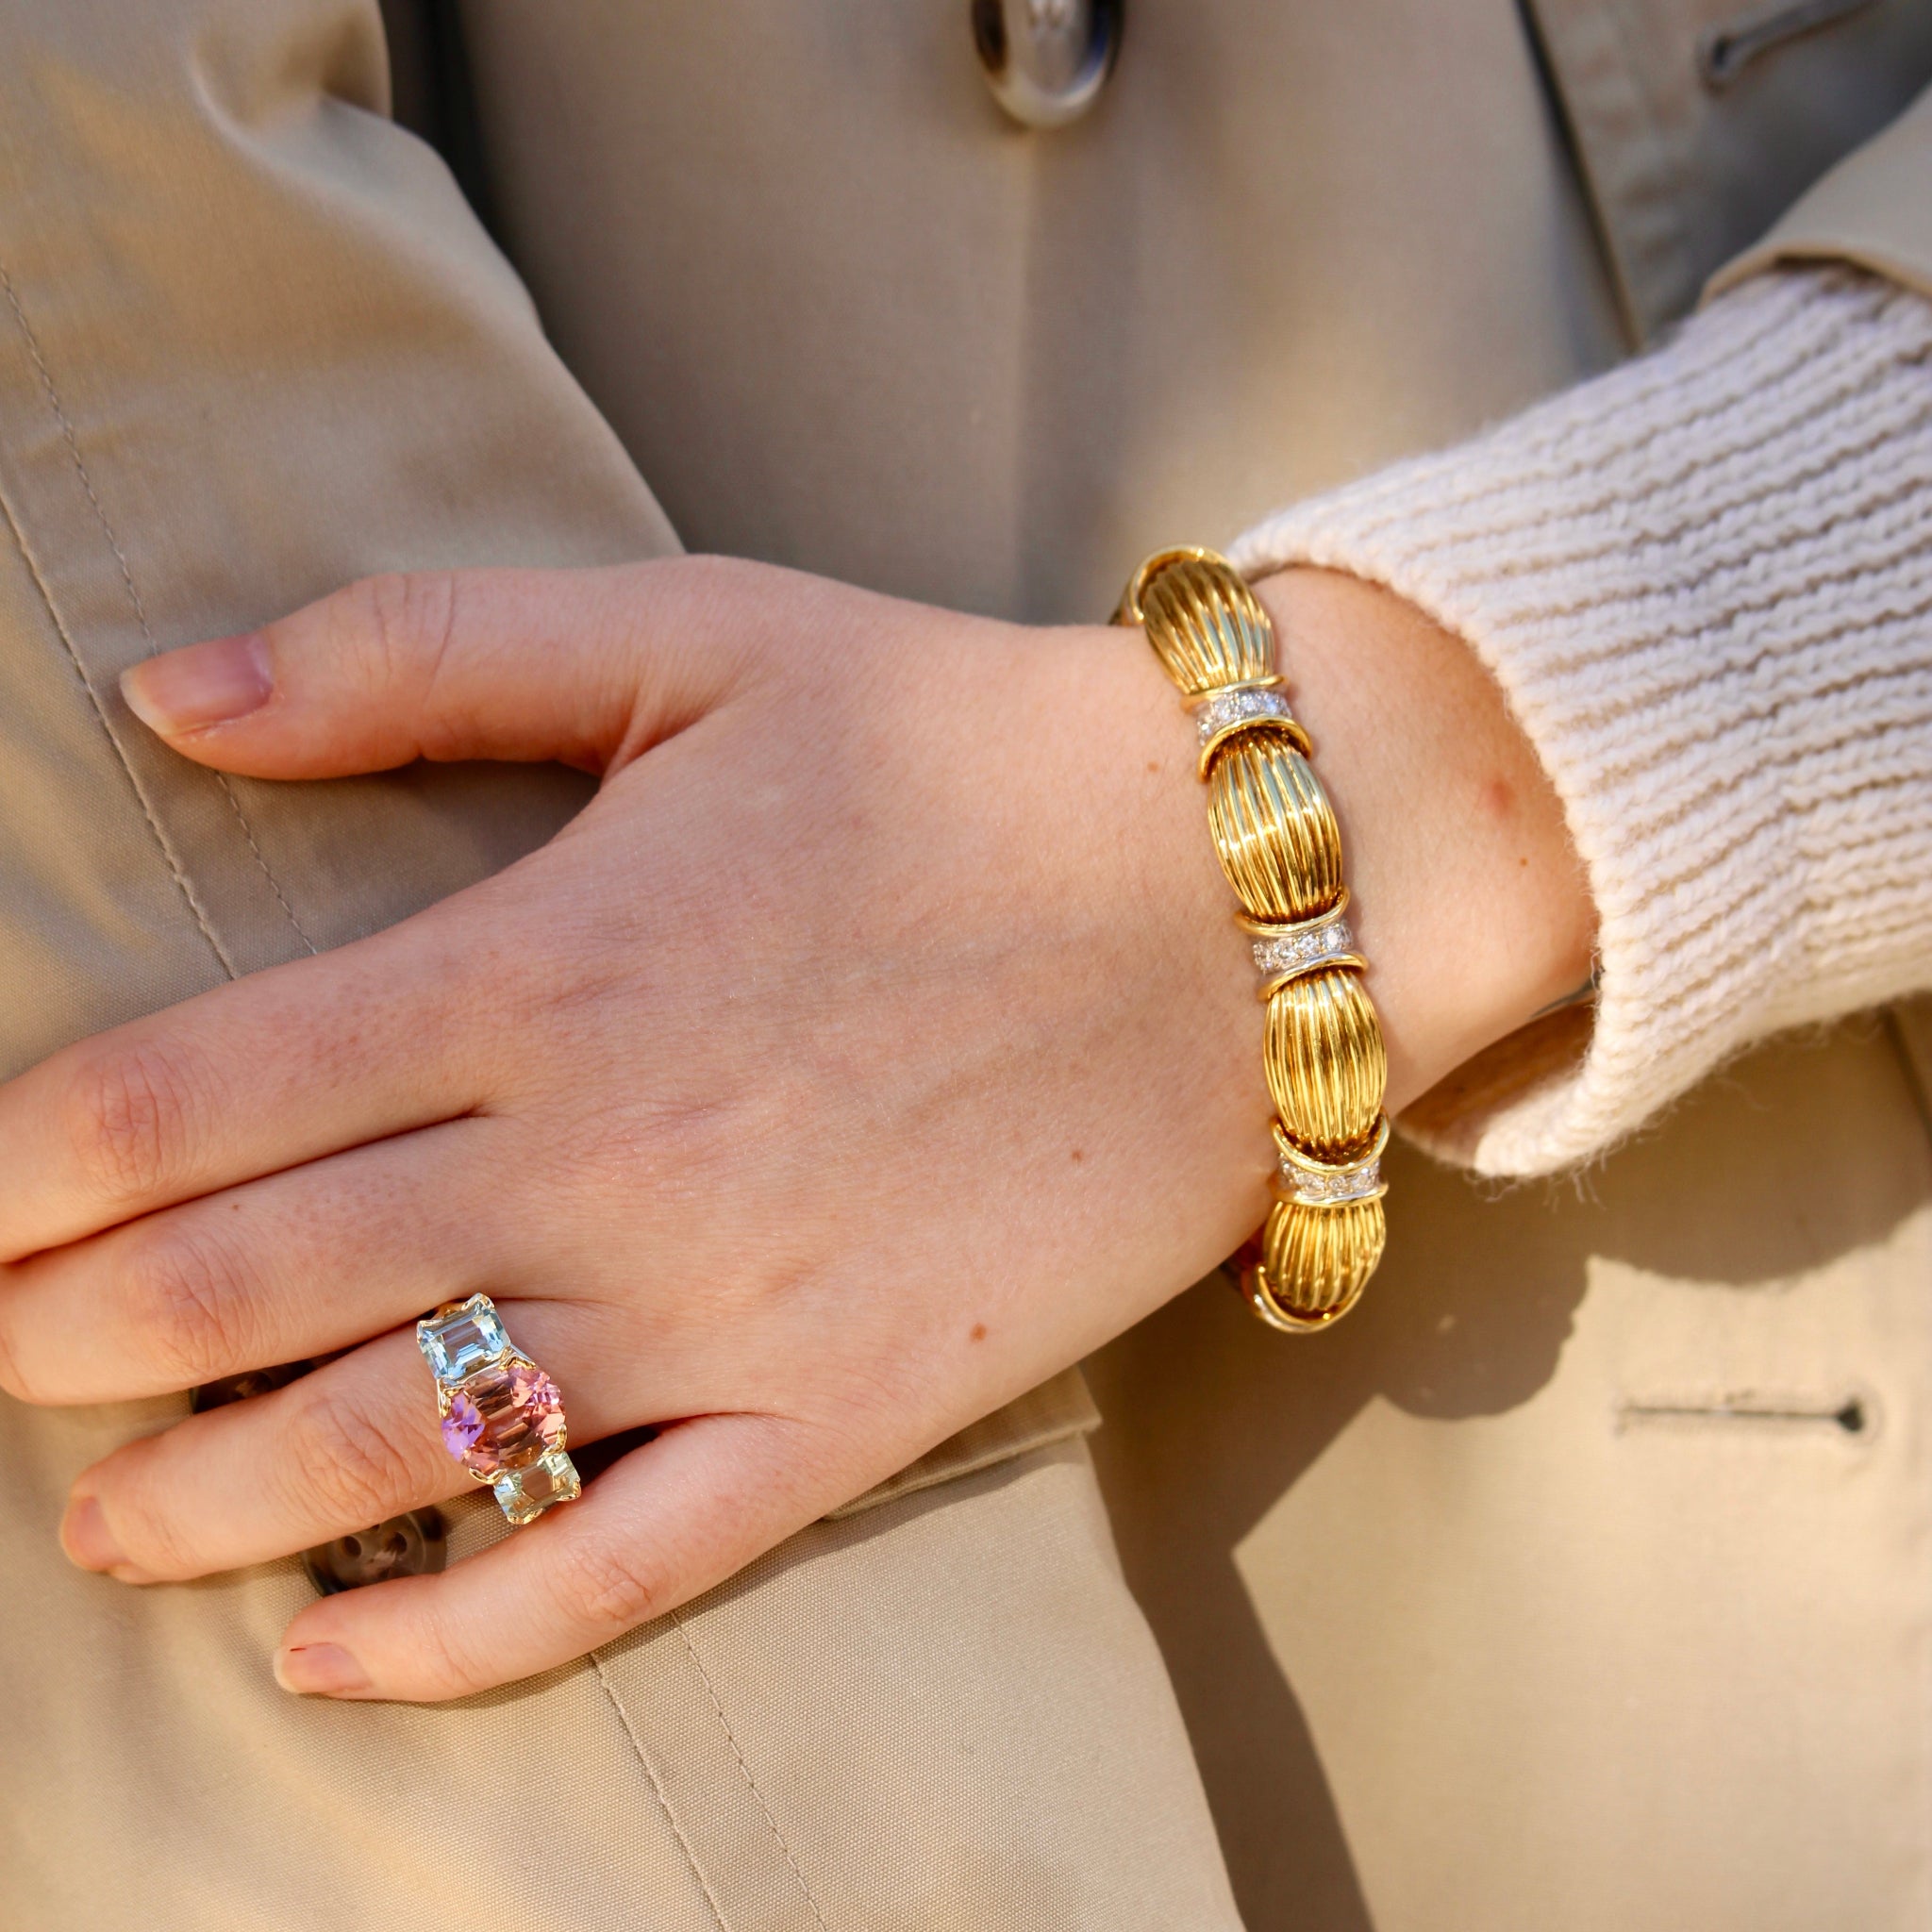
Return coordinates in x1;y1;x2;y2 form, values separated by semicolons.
60;1493;125;1572
275;1642;371;1698
121;633;273;735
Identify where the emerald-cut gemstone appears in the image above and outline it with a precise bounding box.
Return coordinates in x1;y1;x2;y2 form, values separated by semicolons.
493;1449;582;1526
416;1295;509;1385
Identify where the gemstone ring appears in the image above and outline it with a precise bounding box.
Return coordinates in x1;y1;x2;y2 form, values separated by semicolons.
414;1294;583;1526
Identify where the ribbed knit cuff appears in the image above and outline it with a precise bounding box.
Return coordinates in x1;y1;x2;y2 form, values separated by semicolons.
1231;268;1932;1177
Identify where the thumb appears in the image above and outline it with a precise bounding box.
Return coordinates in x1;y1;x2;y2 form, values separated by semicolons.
119;562;747;778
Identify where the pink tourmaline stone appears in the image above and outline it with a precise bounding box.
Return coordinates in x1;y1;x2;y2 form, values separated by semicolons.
440;1359;566;1479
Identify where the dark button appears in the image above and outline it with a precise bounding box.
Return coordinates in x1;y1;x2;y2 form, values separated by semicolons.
191;1359;316;1411
304;1509;448;1596
973;0;1120;128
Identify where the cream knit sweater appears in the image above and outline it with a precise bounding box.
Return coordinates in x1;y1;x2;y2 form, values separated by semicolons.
1232;267;1932;1179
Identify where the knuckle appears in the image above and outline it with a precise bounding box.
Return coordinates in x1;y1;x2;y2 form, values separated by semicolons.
668;552;753;602
401;1606;499;1700
118;1481;202;1579
117;1224;257;1386
349;570;459;693
92;1443;202;1578
282;1384;424;1531
548;1535;664;1641
61;1039;213;1206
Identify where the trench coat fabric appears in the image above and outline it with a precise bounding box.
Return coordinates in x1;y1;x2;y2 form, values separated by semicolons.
0;8;1229;1930
1;3;1930;1930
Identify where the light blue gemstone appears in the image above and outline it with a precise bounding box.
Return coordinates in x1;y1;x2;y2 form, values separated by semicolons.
416;1295;510;1385
493;1449;582;1527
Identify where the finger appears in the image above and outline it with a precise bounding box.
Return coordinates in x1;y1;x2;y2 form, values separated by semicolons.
273;1413;820;1702
58;1309;644;1584
0;909;490;1261
0;1119;511;1405
118;558;766;779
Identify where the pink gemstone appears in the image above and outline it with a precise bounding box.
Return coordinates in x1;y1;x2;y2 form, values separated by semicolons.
441;1393;486;1461
438;1358;566;1479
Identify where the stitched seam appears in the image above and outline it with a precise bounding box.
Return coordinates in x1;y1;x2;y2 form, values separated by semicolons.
0;261;317;957
589;1650;735;1932
675;1615;833;1932
210;777;318;953
0;341;235;974
0;466;236;974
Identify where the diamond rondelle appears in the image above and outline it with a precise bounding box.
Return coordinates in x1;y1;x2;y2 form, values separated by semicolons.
1281;1156;1383;1207
1253;915;1353;980
1194;685;1297;748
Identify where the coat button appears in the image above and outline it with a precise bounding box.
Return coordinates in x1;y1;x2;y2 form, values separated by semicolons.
972;0;1120;128
304;1508;449;1595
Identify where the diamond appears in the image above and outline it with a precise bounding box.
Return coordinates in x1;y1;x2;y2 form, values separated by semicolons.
1253;916;1353;981
438;1357;567;1480
1280;1154;1382;1207
1195;686;1295;748
493;1449;582;1527
416;1295;510;1385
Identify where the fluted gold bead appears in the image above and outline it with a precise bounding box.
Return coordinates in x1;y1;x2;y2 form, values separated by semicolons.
1263;966;1386;1158
1206;735;1344;922
1255;1194;1386;1326
1126;551;1276;696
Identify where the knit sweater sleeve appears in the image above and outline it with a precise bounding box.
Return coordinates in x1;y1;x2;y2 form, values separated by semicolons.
1229;267;1932;1179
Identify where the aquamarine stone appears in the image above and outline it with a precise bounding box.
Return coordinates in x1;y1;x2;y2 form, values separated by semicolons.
492;1449;582;1527
415;1295;510;1385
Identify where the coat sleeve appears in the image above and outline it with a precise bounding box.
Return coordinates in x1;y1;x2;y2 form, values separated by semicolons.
1229;92;1932;1177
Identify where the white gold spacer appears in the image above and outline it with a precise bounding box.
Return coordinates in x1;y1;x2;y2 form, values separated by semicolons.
1188;681;1309;775
1241;894;1360;997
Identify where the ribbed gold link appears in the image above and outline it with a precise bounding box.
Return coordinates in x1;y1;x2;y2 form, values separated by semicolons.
1206;736;1344;922
1253;1196;1386;1327
1263;967;1387;1158
1118;545;1390;1335
1125;552;1276;695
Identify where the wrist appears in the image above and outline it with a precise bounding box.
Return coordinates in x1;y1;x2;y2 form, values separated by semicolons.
1249;567;1594;1113
1005;562;1592;1309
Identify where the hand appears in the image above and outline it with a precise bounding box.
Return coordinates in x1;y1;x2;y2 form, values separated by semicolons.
0;557;1589;1701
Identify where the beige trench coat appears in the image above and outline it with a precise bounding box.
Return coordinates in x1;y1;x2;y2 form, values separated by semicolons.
3;2;1931;1925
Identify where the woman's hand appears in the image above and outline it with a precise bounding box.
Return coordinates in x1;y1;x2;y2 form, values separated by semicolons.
0;557;1589;1701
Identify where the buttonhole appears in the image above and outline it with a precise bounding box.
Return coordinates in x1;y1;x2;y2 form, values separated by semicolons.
1697;0;1875;90
1616;1391;1874;1436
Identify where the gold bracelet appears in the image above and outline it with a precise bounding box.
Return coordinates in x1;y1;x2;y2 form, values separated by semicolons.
1117;547;1389;1333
